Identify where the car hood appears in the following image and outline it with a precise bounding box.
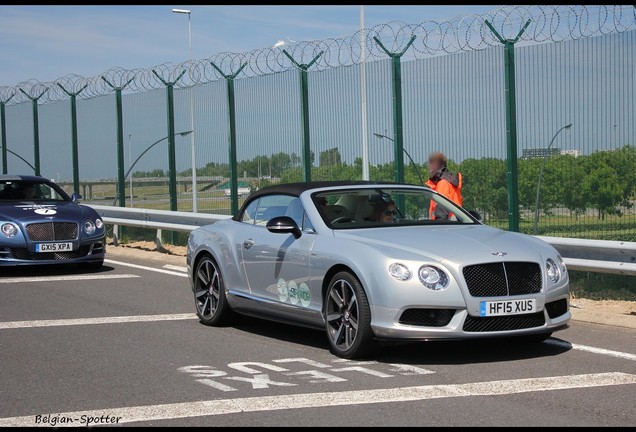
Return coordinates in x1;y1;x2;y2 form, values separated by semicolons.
0;201;88;224
333;224;554;263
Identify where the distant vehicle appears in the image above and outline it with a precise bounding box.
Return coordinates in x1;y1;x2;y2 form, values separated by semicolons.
186;181;571;359
0;175;106;269
224;187;251;197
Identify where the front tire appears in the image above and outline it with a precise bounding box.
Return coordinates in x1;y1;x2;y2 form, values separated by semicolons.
193;255;233;326
324;271;377;359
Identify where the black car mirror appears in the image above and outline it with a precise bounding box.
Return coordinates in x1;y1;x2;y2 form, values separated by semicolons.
71;193;83;203
266;216;302;239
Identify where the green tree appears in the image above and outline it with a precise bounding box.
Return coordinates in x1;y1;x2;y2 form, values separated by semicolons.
132;168;165;178
582;152;627;220
459;158;507;220
556;155;588;218
319;147;342;167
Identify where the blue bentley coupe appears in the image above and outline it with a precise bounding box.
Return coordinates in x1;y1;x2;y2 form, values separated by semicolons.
0;175;106;269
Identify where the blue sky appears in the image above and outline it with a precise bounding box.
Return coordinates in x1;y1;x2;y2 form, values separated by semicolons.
0;5;503;87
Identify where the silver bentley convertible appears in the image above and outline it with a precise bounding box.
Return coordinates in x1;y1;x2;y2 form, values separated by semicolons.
186;181;571;358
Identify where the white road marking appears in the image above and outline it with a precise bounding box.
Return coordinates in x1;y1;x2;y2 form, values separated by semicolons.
546;339;636;362
163;264;188;273
0;372;633;426
0;274;139;284
105;259;188;278
0;313;197;330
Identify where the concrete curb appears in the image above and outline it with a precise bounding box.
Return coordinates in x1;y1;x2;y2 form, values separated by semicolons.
105;244;187;267
570;306;636;330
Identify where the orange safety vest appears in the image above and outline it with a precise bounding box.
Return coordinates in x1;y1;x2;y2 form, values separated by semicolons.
425;172;463;219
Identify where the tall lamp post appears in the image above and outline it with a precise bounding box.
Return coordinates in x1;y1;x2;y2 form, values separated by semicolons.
112;131;193;206
0;146;36;172
128;134;133;206
533;123;572;235
373;131;425;186
172;8;197;212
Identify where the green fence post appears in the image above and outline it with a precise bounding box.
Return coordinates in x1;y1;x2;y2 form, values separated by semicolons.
281;50;323;182
373;35;416;186
19;88;48;176
153;69;186;244
102;77;135;208
0;92;15;174
152;69;186;215
210;62;247;215
485;19;531;232
58;83;88;194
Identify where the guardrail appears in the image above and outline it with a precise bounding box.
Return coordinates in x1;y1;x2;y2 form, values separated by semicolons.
88;204;636;276
536;236;636;276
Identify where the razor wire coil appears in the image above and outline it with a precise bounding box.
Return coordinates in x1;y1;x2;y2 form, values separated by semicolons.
0;5;634;105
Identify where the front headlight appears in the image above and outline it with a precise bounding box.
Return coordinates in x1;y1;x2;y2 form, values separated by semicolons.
557;255;567;277
95;218;104;229
418;265;450;291
546;258;560;283
1;223;18;238
389;263;412;281
84;220;96;235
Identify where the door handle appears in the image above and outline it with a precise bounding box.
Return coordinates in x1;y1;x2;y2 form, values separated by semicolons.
243;239;255;249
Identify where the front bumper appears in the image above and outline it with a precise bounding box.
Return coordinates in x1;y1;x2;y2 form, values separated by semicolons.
370;290;571;340
0;236;106;266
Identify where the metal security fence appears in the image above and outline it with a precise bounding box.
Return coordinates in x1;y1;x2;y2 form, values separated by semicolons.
0;5;635;241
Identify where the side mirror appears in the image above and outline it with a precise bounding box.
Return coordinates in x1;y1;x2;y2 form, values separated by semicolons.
468;210;482;222
266;216;301;239
71;192;83;203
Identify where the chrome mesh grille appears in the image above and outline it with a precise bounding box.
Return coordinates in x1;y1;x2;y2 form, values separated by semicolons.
26;222;78;241
462;262;542;297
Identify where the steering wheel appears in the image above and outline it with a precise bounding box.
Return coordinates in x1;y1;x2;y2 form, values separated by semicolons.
331;216;356;224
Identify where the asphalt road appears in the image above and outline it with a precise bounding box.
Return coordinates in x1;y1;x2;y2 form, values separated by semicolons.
0;254;634;427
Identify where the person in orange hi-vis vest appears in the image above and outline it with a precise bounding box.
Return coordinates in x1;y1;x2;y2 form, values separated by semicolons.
425;151;463;220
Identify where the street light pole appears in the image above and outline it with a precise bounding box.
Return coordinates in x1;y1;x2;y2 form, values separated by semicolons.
128;134;133;207
112;131;193;206
360;5;369;181
0;146;36;172
172;8;197;212
533;123;572;235
373;131;425;186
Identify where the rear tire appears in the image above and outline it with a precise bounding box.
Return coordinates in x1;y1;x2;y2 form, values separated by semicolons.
324;271;377;359
193;255;233;326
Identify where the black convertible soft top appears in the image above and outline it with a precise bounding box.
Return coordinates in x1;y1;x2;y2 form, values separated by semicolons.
0;174;52;183
232;180;422;219
246;180;394;200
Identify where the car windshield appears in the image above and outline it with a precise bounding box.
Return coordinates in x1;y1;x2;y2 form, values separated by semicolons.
0;180;70;202
312;187;477;229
